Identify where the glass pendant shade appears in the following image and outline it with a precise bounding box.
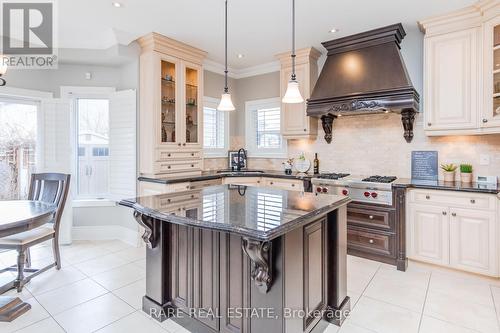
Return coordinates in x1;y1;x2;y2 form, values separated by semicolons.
217;92;235;111
282;80;304;103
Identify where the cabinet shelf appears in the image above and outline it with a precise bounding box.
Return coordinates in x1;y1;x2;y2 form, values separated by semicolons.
161;79;176;84
186;83;198;88
162;121;176;125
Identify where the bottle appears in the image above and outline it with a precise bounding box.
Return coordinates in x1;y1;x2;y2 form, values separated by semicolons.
313;153;319;174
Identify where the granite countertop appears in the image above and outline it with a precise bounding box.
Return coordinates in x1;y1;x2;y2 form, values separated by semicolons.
120;185;350;241
393;178;500;195
139;169;314;185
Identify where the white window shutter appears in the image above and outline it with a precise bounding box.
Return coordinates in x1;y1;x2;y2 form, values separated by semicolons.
109;89;137;201
40;99;71;173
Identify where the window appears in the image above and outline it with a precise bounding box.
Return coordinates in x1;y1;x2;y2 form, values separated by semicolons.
202;191;225;223
245;98;286;157
76;98;110;197
203;97;228;157
0;99;38;199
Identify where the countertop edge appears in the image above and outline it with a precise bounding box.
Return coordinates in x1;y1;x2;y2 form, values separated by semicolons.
139;171;313;184
393;181;500;195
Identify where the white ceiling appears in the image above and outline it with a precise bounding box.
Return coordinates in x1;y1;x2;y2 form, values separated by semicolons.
58;0;477;69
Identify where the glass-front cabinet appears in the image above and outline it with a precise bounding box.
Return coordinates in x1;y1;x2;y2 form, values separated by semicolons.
484;17;500;128
138;33;206;177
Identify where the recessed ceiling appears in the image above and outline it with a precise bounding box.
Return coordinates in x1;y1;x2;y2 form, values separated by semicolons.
57;0;477;69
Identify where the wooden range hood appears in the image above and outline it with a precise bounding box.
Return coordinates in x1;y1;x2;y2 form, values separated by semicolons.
306;23;420;143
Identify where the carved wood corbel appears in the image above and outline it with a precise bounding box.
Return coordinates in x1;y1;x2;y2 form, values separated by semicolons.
320;114;337;144
242;238;272;294
133;211;157;249
401;109;416;143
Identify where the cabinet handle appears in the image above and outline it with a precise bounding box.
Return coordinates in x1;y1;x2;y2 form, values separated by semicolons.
470;199;475;204
186;186;190;189
291;184;295;187
167;199;171;203
270;182;274;185
427;122;432;127
451;212;457;217
178;143;181;146
368;239;374;244
257;181;260;184
369;215;374;220
183;143;186;146
191;153;194;156
303;128;307;132
425;195;430;200
167;153;171;157
442;211;447;216
483;119;488;123
191;195;194;198
191;164;194;167
167;165;171;169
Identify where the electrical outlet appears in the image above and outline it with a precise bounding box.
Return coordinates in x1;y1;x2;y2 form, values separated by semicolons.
479;154;490;165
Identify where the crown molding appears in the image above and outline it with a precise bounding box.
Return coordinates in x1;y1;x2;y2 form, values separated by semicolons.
203;59;280;79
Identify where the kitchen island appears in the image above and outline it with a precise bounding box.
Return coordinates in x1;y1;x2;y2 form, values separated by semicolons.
120;185;351;333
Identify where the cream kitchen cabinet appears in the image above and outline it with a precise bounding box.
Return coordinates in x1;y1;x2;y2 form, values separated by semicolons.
262;178;304;192
408;189;498;276
222;177;262;187
138;33;207;177
420;1;500;136
408;203;449;266
138;179;222;196
275;48;321;140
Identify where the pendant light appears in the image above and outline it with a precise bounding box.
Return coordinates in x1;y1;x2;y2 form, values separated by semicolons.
282;0;303;104
217;0;235;111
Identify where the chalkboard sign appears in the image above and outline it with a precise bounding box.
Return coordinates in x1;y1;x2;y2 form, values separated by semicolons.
411;151;438;181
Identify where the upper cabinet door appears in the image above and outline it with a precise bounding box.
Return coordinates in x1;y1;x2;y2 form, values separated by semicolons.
424;28;479;131
483;16;500;128
182;61;203;149
159;54;182;146
281;64;309;136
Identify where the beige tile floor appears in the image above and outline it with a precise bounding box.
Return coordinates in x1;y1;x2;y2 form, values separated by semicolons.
0;240;499;333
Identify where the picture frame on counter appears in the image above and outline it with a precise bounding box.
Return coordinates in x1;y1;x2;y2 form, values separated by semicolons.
228;150;247;170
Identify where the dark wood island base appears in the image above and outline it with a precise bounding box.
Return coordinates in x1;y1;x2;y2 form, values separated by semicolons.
134;206;350;333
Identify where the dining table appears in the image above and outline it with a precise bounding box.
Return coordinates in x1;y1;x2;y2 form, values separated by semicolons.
0;200;56;322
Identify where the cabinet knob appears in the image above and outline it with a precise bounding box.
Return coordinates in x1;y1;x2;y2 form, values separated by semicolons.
167;165;171;169
451;212;457;217
167;153;171;157
270;182;274;185
178;143;181;146
368;239;374;244
427;123;432;127
442;211;447;216
470;199;476;204
303;129;307;132
191;195;194;198
291;184;295;187
483;119;488;123
167;199;171;203
369;215;374;220
183;143;186;146
186;186;190;189
191;164;194;167
191;153;194;156
426;195;430;200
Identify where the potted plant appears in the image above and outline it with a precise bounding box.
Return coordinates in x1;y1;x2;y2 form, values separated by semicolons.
460;164;473;183
440;163;457;182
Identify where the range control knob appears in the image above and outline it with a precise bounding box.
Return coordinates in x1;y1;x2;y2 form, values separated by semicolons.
316;187;322;193
371;192;378;198
342;189;349;196
364;192;370;198
322;187;328;193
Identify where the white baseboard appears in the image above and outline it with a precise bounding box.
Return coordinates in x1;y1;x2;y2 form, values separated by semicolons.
72;225;141;247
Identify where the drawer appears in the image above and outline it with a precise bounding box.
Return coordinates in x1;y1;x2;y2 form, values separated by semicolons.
347;206;394;231
263;178;304;191
409;189;496;211
347;227;395;257
189;179;222;190
223;177;262;186
156;192;200;208
156;149;201;161
155;160;202;174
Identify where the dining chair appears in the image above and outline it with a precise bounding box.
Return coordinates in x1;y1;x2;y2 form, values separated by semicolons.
0;173;70;292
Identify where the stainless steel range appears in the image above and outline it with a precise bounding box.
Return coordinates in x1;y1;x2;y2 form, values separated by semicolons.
311;173;397;206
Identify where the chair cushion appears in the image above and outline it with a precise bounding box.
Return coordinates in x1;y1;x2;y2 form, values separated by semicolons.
0;225;55;246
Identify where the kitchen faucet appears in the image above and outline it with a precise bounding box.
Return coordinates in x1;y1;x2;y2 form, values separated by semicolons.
237;148;246;171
